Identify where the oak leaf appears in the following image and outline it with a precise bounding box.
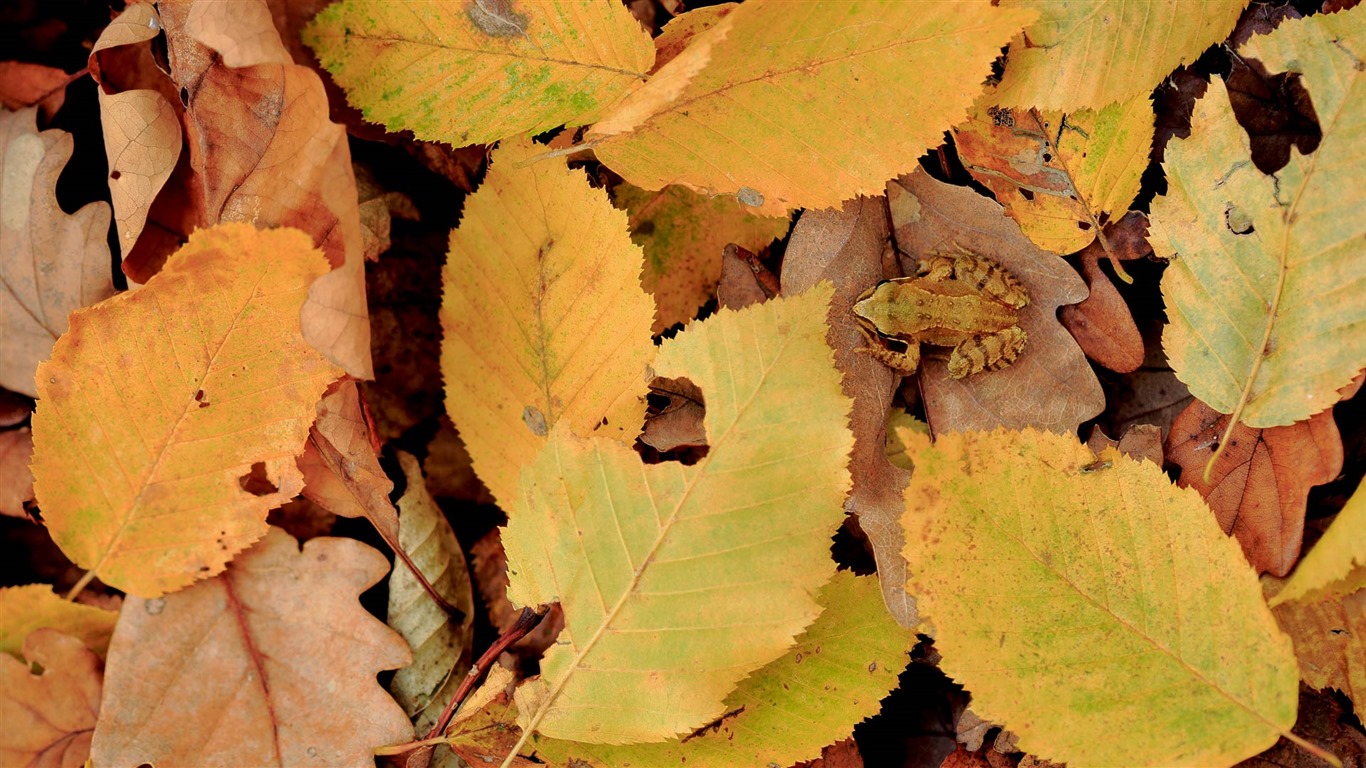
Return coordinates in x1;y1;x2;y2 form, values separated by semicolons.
0;585;116;660
1273;482;1366;607
0;107;115;398
31;223;342;597
90;527;412;767
590;0;1035;215
903;428;1299;767
0;629;102;768
614;182;789;333
1150;8;1366;430
304;0;654;146
993;0;1245;110
441;138;655;508
502;285;854;745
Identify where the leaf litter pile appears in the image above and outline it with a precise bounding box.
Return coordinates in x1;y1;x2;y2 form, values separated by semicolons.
3;1;1366;767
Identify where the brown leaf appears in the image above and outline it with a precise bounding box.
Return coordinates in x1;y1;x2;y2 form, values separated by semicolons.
90;527;412;767
887;171;1103;434
940;745;993;768
469;529;563;661
1167;399;1344;576
0;107;115;398
0;426;34;519
0;629;102;768
792;737;863;768
780;196;916;628
423;416;494;506
640;376;707;452
1086;424;1164;467
1060;246;1143;373
355;162;419;262
298;379;398;543
0;62;71;120
718;242;779;311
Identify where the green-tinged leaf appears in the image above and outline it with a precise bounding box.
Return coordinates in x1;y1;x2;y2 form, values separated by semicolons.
1150;8;1366;428
303;0;653;146
388;452;474;729
441;138;655;508
0;585;117;660
614;183;789;333
503;284;854;745
1272;484;1366;607
590;0;1034;215
902;429;1298;767
994;0;1244;110
954;94;1153;256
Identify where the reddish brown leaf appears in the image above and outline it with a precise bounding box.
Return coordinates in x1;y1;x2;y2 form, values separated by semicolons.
0;62;71;120
298;379;397;543
1060;247;1143;373
640;376;707;452
718;242;779;311
940;745;993;768
0;629;102;768
422;417;494;506
469;529;563;661
0;427;34;519
792;737;864;768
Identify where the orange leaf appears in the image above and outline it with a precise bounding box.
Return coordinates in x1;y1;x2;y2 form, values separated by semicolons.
298;379;397;543
0;62;72;119
31;223;342;597
0;629;102;768
90;527;412;766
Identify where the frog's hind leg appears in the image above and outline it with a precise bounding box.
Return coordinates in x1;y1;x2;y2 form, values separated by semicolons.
915;254;956;282
947;327;1028;378
950;252;1030;309
856;324;922;376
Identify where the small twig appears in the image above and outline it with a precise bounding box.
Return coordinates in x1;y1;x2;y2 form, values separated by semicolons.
425;607;545;741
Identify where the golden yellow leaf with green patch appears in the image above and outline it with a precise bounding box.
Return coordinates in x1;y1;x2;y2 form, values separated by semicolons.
614;183;789;333
953;93;1152;256
1269;578;1366;723
31;224;343;598
441;138;655;508
1150;8;1366;431
501;285;854;748
902;429;1299;767
993;0;1244;110
0;585;117;659
589;0;1034;215
1272;484;1366;608
303;0;653;146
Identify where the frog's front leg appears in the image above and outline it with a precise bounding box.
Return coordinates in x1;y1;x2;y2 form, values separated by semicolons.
856;324;922;376
946;327;1027;378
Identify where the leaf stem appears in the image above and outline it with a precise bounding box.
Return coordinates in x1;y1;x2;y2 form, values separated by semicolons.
65;569;96;601
1281;729;1341;768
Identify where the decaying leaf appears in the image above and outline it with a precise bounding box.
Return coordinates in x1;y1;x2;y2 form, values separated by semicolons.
0;629;102;768
31;224;342;597
0;426;34;518
0;62;72;119
441;138;655;508
298;378;399;543
953;94;1152;257
0;107;115;398
304;0;654;146
780;196;916;628
388;452;474;732
1167;397;1345;576
0;585;117;660
887;171;1103;434
90;527;412;767
639;376;707;453
993;0;1245;110
1058;239;1144;373
903;428;1299;767
615;182;789;333
1269;579;1366;724
592;0;1035;215
1150;9;1366;430
452;572;909;767
503;285;854;744
1273;482;1366;607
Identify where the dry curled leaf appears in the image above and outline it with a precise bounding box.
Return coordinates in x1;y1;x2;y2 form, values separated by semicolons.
0;629;102;768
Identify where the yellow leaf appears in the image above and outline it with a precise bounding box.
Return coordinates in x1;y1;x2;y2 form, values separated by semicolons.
502;285;854;746
902;428;1299;767
993;0;1244;110
1269;579;1366;723
303;0;654;146
590;0;1034;215
31;223;343;598
614;182;789;333
0;585;117;660
1272;485;1366;607
0;107;114;398
953;94;1152;256
1150;8;1366;429
441;138;655;508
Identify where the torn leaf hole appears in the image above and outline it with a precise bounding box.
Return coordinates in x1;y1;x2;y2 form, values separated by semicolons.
238;462;278;496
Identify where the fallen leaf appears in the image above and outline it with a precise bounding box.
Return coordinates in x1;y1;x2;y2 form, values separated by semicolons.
887;171;1103;434
1273;480;1366;607
31;223;342;597
0;426;33;518
87;3;183;258
0;107;114;398
0;629;102;768
0;62;72;119
90;527;412;766
1268;578;1366;723
780;196;917;629
993;0;1245;110
441;138;655;508
639;376;707;452
953;94;1152;257
468;529;563;661
903;428;1299;766
423;416;495;506
298;378;399;543
388;452;474;732
614;182;788;333
304;0;654;146
1226;52;1321;175
794;738;865;768
355;161;420;262
717;242;777;311
1150;10;1366;430
0;585;116;660
1236;685;1366;768
1086;424;1164;466
1059;245;1144;373
650;4;735;74
1167;398;1345;576
591;0;1034;215
503;285;853;744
